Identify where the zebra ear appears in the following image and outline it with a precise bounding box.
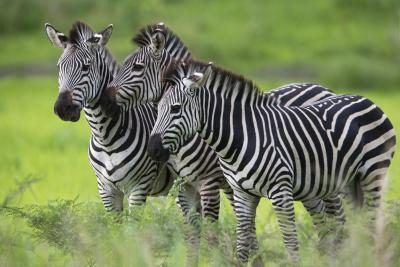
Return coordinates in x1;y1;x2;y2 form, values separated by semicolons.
150;30;166;54
45;23;68;49
183;62;213;89
87;24;113;46
199;62;213;87
183;74;201;89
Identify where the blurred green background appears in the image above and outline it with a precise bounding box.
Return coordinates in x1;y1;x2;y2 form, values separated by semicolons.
1;0;400;266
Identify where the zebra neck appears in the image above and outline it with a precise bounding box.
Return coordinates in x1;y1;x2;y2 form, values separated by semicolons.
83;104;125;145
100;46;119;78
198;73;266;160
156;53;175;99
83;47;123;145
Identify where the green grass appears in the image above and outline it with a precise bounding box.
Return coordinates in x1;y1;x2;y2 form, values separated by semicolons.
1;182;399;266
0;77;95;203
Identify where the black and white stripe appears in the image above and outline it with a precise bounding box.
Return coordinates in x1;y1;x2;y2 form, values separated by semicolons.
149;60;396;263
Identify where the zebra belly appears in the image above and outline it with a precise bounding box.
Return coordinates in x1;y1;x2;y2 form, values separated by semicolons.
89;144;157;195
217;160;268;197
218;154;348;200
291;174;344;201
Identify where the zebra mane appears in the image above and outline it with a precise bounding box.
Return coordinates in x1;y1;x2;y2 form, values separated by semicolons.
102;47;120;77
132;23;192;61
69;21;95;45
163;59;262;93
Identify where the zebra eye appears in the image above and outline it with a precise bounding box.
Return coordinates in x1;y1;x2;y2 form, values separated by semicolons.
82;64;90;71
170;103;181;113
132;63;144;72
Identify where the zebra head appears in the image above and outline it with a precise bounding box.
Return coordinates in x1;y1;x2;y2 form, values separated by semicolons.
148;61;212;162
45;21;113;121
101;23;191;117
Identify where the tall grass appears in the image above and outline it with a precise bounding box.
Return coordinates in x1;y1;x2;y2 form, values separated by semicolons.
1;178;400;267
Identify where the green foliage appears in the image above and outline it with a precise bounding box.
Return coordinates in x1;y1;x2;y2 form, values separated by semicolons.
0;180;399;267
1;188;400;266
5;199;83;252
1;184;186;266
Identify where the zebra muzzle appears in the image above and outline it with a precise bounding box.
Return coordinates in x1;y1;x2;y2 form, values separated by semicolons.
100;86;120;118
54;91;81;122
147;134;170;163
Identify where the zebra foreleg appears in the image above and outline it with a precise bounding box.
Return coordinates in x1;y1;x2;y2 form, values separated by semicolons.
233;190;260;265
97;178;124;212
127;190;148;208
199;181;221;250
177;183;202;267
200;180;221;221
127;171;161;210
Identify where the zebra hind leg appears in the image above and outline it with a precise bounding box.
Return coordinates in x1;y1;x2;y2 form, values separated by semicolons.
304;196;346;255
177;183;202;267
360;172;387;231
199;180;221;251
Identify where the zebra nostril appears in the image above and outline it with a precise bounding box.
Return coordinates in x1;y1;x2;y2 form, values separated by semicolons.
66;104;73;110
152;148;160;158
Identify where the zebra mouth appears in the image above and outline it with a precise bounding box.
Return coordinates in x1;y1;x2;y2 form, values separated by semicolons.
69;112;81;122
54;104;81;122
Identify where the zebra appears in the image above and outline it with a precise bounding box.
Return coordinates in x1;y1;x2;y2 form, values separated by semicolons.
147;59;396;264
45;21;174;212
101;23;350;252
